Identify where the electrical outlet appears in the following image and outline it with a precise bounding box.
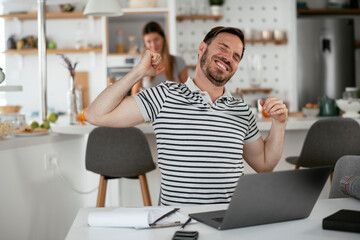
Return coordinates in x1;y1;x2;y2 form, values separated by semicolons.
44;153;58;170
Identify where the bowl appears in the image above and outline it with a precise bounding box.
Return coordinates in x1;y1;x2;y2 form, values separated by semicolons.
302;107;319;118
0;105;21;114
336;99;360;118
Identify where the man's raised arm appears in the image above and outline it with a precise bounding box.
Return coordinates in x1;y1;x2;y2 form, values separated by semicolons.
84;50;163;128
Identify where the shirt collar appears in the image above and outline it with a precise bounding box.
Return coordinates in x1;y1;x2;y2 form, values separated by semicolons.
184;77;233;98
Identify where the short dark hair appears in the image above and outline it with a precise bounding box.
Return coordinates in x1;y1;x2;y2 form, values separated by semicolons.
203;26;245;59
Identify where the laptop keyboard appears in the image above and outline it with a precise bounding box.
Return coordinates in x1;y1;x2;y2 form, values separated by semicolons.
212;217;224;223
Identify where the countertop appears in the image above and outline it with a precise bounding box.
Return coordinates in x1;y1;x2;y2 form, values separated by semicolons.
2;116;359;151
0;133;83;151
50;116;344;135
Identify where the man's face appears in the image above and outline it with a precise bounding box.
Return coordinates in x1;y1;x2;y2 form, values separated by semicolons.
199;32;243;87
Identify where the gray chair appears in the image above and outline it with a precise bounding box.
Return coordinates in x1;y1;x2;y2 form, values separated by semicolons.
329;155;360;199
285;118;360;181
86;127;156;207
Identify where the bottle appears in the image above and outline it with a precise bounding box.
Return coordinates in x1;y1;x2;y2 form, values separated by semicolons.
128;35;139;54
116;30;126;53
7;36;16;50
340;176;360;200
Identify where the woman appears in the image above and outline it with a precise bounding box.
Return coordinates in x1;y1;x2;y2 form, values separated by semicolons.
131;21;188;95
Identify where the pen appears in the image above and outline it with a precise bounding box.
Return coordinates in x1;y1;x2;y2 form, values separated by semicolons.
180;217;192;230
150;208;180;226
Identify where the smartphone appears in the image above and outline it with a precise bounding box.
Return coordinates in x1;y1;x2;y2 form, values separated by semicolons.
172;230;199;240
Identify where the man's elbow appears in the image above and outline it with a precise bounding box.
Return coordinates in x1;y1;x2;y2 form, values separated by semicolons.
84;108;100;125
256;162;277;173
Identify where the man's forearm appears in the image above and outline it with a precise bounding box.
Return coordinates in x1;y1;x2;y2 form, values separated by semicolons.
85;66;145;124
263;119;287;171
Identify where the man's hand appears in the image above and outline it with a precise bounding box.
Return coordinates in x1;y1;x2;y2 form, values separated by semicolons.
260;98;288;125
135;50;164;77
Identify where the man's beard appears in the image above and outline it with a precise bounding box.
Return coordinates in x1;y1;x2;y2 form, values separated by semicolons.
200;48;234;87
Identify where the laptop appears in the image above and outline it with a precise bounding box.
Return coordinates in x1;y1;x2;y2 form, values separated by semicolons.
189;166;332;230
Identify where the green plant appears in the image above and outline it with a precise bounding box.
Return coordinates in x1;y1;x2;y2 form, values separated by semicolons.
209;0;224;5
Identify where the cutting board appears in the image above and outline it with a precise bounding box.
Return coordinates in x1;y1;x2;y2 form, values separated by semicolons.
75;72;89;108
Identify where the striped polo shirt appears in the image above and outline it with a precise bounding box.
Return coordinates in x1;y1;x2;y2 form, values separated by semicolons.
134;78;261;205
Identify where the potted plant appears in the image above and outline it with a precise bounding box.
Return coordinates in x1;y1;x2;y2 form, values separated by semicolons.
209;0;224;16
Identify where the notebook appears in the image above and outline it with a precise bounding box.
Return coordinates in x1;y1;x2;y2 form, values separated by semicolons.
189;166;332;230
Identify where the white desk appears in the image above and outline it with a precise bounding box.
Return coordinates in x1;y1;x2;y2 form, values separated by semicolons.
65;198;360;240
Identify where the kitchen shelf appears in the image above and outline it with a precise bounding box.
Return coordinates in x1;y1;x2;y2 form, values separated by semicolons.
240;88;273;94
0;9;170;21
246;38;288;45
107;53;142;57
3;48;102;55
0;11;95;20
297;8;360;16
356;41;360;48
176;15;223;22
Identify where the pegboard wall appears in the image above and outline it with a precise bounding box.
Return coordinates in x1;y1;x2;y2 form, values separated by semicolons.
175;0;295;108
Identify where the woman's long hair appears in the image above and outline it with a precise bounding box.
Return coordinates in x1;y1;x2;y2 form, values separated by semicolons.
142;21;175;81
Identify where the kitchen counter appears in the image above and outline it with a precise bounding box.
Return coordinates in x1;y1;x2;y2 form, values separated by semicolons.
50;116;359;135
0;132;83;151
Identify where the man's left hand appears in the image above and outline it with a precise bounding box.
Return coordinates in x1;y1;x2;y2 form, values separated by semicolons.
260;98;288;125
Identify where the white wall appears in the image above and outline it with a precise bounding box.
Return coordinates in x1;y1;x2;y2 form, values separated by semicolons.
174;0;298;110
0;135;99;240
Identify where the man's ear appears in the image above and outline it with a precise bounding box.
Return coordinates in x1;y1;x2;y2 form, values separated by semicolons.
198;41;206;54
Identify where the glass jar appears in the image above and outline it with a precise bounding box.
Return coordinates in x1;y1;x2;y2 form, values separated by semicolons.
128;35;139;54
116;30;126;53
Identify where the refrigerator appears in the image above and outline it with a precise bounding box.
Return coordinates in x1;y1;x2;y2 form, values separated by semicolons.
297;18;355;109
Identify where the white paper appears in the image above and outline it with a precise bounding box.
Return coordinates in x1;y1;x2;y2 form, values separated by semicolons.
88;207;188;229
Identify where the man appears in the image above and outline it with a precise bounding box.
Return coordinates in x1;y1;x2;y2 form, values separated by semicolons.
85;26;288;206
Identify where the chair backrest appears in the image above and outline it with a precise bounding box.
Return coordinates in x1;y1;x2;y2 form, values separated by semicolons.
86;127;155;178
297;118;360;168
329;155;360;198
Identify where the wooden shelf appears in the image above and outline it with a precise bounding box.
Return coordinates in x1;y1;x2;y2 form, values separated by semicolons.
356;41;360;48
3;48;102;55
107;53;142;57
240;88;273;94
0;9;169;21
246;38;288;45
176;15;223;22
0;11;95;20
297;8;360;16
